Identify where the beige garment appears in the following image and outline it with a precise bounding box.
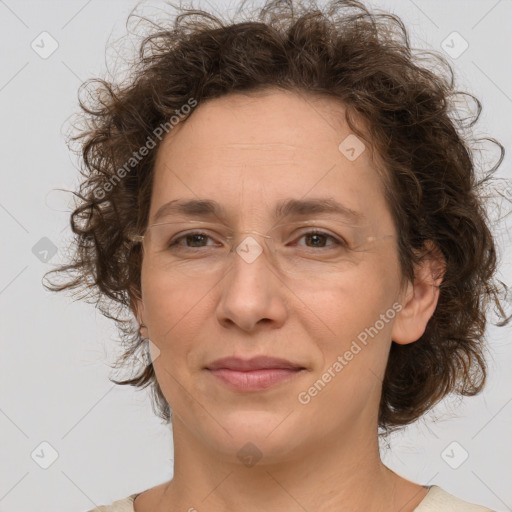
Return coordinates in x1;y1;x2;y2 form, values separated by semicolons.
85;484;496;511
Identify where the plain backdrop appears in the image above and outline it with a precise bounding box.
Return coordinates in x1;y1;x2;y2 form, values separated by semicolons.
0;0;511;510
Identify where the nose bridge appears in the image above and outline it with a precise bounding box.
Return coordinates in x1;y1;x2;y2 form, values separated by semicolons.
231;228;276;268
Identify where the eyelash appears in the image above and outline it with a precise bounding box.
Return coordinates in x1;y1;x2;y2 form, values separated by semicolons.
168;229;347;250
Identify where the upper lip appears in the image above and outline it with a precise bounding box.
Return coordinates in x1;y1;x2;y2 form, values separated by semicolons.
206;356;305;371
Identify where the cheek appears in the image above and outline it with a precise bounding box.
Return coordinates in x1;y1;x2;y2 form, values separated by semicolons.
312;258;399;327
142;264;200;329
304;258;400;377
141;272;207;411
298;272;398;422
140;270;206;368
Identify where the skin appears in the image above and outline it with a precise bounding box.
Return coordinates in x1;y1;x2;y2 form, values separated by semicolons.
132;88;444;512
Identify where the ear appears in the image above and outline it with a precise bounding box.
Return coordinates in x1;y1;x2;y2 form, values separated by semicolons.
129;290;148;339
391;241;445;345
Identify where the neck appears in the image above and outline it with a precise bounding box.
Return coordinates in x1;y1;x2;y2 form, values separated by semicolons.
156;416;425;512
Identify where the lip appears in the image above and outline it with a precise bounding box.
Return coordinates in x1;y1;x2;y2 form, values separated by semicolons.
207;368;306;392
206;356;304;371
205;356;307;392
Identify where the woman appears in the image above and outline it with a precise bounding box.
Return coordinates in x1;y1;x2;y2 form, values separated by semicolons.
44;0;507;510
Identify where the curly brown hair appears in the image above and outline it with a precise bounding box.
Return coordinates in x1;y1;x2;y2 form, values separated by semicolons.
44;0;509;434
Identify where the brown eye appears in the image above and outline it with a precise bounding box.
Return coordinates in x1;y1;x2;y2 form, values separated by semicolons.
294;230;346;249
170;231;219;249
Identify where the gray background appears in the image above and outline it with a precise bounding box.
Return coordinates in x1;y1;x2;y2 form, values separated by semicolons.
0;0;511;510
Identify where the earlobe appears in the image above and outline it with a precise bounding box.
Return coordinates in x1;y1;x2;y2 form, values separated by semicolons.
391;242;445;345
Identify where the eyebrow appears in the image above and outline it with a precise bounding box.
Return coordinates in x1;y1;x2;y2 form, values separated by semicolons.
151;197;365;224
153;198;365;223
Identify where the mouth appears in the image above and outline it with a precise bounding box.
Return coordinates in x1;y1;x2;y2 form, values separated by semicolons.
206;356;305;372
205;356;307;392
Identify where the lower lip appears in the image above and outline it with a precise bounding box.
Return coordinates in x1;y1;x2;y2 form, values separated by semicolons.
207;368;305;391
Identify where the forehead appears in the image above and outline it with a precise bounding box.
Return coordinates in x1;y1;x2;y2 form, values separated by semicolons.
150;89;391;227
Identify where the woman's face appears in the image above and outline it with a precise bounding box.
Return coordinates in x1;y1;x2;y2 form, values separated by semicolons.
136;89;407;463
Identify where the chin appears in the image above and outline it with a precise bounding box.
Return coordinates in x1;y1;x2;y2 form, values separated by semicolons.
200;410;308;464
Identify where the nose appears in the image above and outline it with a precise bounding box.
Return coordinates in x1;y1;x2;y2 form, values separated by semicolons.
215;232;288;333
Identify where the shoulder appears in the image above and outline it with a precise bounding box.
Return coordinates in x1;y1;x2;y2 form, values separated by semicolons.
83;493;139;512
414;485;495;511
